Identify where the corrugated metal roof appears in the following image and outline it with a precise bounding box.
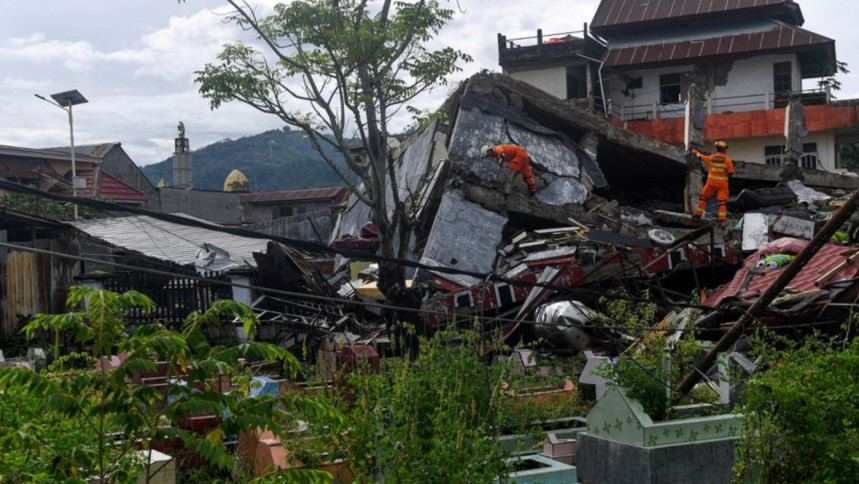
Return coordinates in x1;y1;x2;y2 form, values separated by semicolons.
240;186;348;205
45;143;120;158
71;215;268;269
0;144;102;164
592;0;789;30
706;238;859;307
605;22;832;67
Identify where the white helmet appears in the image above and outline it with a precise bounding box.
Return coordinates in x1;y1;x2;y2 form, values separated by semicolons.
480;144;495;158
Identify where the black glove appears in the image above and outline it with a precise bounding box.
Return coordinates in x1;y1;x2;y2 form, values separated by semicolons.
528;191;536;198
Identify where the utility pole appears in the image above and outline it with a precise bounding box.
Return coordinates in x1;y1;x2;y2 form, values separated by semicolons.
35;90;88;220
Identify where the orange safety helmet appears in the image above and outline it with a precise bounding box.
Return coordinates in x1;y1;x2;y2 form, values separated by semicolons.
714;140;728;152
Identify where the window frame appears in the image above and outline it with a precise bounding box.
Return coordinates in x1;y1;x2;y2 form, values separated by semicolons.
773;61;793;94
659;73;684;105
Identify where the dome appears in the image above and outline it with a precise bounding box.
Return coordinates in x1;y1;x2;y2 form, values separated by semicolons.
223;168;250;192
157;178;168;188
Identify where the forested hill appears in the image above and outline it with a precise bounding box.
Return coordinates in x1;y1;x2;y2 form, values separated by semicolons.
141;127;349;191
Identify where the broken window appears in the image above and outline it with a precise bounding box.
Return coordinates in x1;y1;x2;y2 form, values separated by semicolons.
765;145;783;165
566;65;588;100
765;143;819;168
773;62;792;94
801;142;819;169
659;73;683;104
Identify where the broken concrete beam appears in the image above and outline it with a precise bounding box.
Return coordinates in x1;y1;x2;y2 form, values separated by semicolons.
734;162;859;190
458;182;595;227
465;74;687;164
619;206;654;226
772;215;815;240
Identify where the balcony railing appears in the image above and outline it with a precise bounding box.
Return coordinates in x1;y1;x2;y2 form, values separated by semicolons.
498;28;589;67
609;87;833;122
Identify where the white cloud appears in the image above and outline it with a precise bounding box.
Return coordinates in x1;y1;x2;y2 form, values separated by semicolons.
3;0;859;169
130;8;242;81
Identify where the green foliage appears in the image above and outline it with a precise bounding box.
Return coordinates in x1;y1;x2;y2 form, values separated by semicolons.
192;0;472;289
140;127;349;192
0;192;78;221
818;60;850;95
840;142;859;173
601;289;660;337
733;336;859;483
306;328;510;483
599;293;709;420
0;287;340;483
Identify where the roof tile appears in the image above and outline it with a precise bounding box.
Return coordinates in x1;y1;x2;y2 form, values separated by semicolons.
593;0;789;29
239;186;349;205
604;23;833;67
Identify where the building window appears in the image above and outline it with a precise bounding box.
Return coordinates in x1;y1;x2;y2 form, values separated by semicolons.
773;62;792;94
764;143;819;168
659;73;684;104
765;145;783;165
272;206;293;219
801;142;819;169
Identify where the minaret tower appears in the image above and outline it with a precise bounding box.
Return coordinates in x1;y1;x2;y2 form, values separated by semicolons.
173;121;192;189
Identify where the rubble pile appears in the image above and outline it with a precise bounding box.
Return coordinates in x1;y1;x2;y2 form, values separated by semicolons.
234;73;859;408
318;73;859;383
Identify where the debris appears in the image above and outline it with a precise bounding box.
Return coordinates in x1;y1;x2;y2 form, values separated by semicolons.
772;215;815;239
786;179;832;205
534;301;594;353
741;213;770;251
647;229;674;246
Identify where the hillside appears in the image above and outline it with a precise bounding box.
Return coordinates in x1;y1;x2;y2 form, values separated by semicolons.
142;127;349;191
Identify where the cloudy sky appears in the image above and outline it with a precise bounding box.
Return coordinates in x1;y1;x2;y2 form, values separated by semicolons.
2;0;858;166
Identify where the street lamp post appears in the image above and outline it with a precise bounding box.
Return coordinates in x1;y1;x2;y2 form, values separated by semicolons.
35;89;88;220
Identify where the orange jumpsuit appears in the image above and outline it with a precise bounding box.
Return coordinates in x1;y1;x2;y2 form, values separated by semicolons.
494;145;536;195
693;149;734;221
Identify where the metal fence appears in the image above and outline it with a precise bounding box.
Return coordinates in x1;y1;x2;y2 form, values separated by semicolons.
102;271;233;325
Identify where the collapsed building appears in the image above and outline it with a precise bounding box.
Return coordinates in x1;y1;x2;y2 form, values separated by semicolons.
324;70;859;396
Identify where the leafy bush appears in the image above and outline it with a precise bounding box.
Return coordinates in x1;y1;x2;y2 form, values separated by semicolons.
306;326;511;483
733;336;859;483
0;287;340;483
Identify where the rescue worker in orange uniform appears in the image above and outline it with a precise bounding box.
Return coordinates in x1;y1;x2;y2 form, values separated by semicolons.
481;144;537;197
691;140;734;221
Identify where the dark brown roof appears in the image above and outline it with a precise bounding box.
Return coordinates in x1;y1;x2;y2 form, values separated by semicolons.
605;22;833;68
592;0;794;31
240;186;349;205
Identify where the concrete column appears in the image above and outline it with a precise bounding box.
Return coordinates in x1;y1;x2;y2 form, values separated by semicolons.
77;279;104;310
229;275;252;342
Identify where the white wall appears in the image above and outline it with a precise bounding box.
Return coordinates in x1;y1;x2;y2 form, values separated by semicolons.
606;64;696;120
716;132;836;171
507;66;568;99
711;53;800;113
605;53;801;119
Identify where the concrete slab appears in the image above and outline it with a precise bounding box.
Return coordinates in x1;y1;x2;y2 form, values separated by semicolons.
536;177;588;205
507;124;580;177
418;193;506;287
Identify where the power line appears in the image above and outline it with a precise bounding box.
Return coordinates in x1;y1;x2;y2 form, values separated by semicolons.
0;240;846;335
0;178;732;310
